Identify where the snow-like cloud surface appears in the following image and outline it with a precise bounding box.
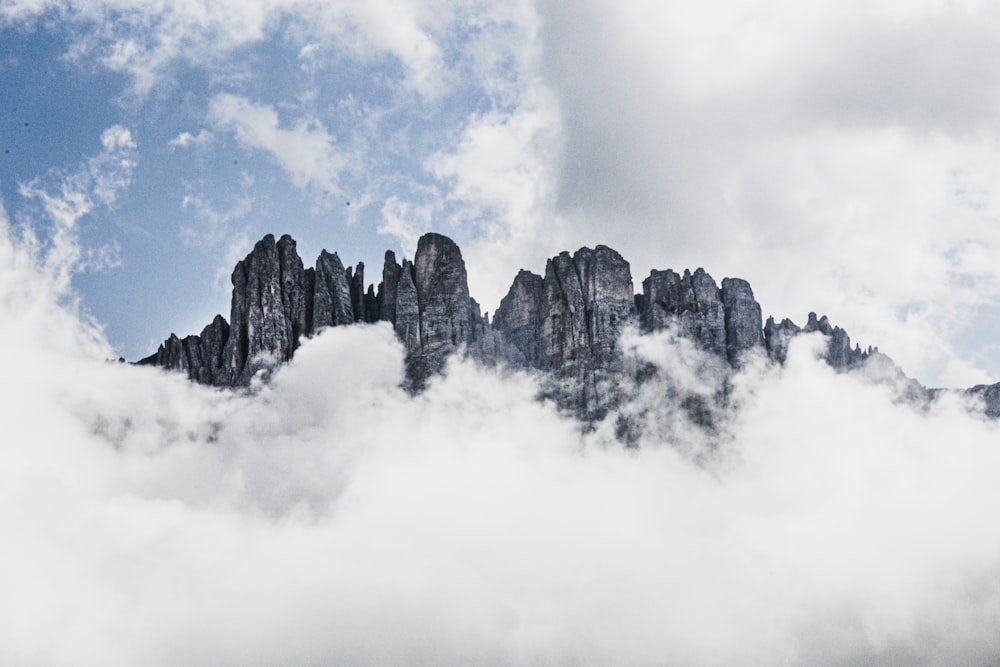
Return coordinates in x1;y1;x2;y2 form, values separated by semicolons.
3;207;1000;665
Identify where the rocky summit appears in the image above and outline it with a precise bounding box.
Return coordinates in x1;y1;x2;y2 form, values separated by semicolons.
138;232;1000;422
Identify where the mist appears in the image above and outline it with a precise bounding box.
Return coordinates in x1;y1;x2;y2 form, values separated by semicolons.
3;219;1000;666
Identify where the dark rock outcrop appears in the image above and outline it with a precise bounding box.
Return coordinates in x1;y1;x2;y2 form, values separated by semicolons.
408;233;477;385
394;259;421;355
312;250;354;331
492;270;545;366
967;383;1000;418
378;251;402;325
763;316;800;364
138;230;1000;423
492;245;635;370
141;232;489;392
491;245;636;420
637;268;727;356
214;234;310;386
721;278;764;364
764;312;873;370
136;314;230;385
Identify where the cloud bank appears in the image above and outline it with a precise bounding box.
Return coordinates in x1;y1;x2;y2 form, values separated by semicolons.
3;205;1000;666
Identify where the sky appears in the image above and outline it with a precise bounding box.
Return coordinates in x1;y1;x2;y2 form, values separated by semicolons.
3;0;1000;387
6;2;1000;664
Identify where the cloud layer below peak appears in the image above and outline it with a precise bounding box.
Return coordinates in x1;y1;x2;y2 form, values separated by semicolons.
3;212;1000;665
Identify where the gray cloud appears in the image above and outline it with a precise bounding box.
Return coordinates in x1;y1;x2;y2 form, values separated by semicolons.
532;1;1000;387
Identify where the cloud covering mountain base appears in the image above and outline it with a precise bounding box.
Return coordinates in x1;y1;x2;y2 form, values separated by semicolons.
3;220;1000;665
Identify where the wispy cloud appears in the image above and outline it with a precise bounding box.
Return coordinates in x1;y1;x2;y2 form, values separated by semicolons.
425;86;563;309
0;0;465;99
168;130;213;149
208;93;348;196
16;125;136;290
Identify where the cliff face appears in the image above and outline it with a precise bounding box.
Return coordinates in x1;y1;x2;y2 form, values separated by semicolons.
138;231;1000;420
139;232;490;391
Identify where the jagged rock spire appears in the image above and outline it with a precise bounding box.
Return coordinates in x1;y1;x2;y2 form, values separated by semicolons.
139;231;976;422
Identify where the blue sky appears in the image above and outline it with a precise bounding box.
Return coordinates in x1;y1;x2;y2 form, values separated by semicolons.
4;0;1000;387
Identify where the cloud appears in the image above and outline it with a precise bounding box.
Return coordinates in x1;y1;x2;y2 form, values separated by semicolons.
0;0;469;98
530;0;1000;387
4;203;1000;665
208;93;349;196
179;191;253;249
425;86;564;311
15;124;136;290
168;130;213;149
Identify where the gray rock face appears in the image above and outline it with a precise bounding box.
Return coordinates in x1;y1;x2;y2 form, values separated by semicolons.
141;231;494;390
764;312;872;371
194;314;230;384
312;250;354;331
635;268;763;364
407;233;477;386
138;232;765;411
378;251;402;325
393;259;421;355
139;230;998;424
347;263;366;324
133;314;230;385
214;233;308;385
492;269;545;366
492;245;636;420
720;278;764;364
638;268;727;356
493;246;635;372
763;316;800;364
574;246;636;362
967;383;1000;418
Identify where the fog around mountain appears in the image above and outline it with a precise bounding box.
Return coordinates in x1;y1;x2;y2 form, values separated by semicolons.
4;204;1000;665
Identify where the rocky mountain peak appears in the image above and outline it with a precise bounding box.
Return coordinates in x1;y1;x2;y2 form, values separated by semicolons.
137;231;1000;423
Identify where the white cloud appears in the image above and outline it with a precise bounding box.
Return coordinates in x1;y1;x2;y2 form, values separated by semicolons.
208;93;349;196
179;191;253;247
0;0;468;98
379;190;441;258
16;124;136;290
530;0;1000;386
425;87;564;311
168;129;213;149
4;207;1000;663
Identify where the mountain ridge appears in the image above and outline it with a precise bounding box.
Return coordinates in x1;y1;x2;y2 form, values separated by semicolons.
138;232;999;422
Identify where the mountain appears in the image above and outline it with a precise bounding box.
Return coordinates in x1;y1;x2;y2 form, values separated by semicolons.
137;232;998;423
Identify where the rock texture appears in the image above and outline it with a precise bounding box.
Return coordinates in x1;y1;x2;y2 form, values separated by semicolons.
139;231;487;391
967;383;1000;418
312;249;353;331
764;312;874;370
489;245;636;420
138;231;1000;422
634;267;764;363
